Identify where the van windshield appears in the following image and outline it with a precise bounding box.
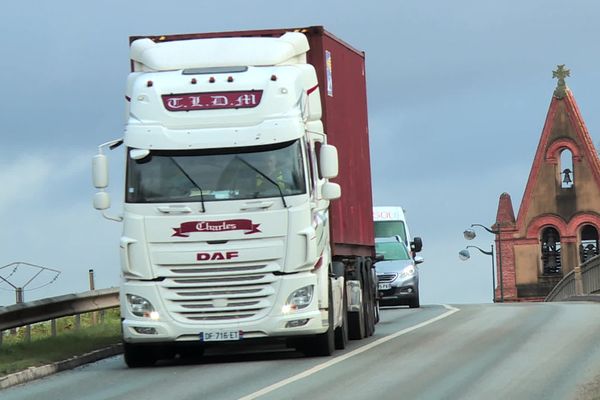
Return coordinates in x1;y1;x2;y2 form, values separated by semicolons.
374;221;407;243
126;140;306;203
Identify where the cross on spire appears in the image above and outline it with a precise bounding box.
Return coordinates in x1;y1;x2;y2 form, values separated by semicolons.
553;64;570;99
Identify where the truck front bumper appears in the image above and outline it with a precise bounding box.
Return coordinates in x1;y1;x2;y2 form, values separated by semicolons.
121;273;329;344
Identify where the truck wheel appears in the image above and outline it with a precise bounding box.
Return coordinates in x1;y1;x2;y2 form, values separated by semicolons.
348;260;366;340
123;342;157;368
363;266;375;337
302;279;335;356
334;283;348;349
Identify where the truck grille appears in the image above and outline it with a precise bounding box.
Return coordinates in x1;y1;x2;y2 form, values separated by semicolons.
377;273;398;283
160;273;278;323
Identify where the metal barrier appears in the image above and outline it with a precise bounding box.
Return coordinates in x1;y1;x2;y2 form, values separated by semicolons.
0;288;119;332
582;256;600;294
545;255;600;301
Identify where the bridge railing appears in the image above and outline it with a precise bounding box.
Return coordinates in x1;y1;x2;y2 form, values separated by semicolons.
0;288;119;344
582;256;600;294
545;255;600;301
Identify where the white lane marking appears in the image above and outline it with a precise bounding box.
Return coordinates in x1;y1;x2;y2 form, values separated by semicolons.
238;304;460;400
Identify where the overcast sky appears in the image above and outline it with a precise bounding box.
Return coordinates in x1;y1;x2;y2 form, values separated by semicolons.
1;0;600;306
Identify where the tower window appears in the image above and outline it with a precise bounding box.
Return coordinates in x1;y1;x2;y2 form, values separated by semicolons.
579;224;599;263
541;227;562;274
560;149;574;188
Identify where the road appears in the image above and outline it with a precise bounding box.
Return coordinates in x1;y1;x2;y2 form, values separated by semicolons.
4;302;600;400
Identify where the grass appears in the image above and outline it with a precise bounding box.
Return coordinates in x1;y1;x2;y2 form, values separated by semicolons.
0;308;122;376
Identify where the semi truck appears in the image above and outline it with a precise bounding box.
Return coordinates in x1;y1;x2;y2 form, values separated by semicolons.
92;26;378;367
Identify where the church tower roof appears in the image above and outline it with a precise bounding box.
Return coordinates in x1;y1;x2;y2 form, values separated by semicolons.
515;65;600;230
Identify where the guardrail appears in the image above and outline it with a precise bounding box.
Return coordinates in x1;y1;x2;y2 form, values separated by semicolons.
545;255;600;301
0;288;119;341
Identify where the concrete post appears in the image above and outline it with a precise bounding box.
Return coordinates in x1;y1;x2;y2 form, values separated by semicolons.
16;287;23;304
574;265;584;296
88;269;95;291
11;288;24;336
89;269;97;325
15;288;31;342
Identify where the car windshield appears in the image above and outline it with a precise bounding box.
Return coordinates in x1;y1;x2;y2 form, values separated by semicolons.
375;241;411;261
126;139;306;203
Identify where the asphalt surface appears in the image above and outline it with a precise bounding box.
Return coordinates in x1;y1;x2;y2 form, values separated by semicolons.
4;302;600;400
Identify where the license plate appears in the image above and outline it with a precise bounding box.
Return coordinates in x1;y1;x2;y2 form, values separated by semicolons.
378;282;392;290
199;330;242;342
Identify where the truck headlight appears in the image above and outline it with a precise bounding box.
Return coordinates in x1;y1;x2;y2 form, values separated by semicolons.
282;285;314;313
126;294;159;320
398;265;416;279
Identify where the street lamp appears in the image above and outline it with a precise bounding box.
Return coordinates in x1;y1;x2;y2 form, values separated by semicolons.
458;245;496;303
463;223;504;302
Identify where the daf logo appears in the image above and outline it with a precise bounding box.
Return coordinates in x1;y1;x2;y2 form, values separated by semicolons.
196;251;239;261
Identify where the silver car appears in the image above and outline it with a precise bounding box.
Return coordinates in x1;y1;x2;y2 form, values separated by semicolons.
375;236;424;308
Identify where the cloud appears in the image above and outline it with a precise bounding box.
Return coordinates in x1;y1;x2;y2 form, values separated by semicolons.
0;151;90;210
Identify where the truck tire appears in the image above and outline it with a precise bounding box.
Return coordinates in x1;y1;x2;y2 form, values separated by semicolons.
301;279;335;356
123;342;157;368
363;262;375;337
334;282;348;349
348;258;366;340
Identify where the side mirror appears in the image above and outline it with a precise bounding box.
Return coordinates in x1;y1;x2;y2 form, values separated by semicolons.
375;253;385;262
322;182;341;200
93;191;111;210
319;144;339;179
414;256;424;265
411;237;423;253
92;154;109;189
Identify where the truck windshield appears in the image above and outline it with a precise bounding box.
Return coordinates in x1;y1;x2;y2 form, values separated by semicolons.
126;140;306;203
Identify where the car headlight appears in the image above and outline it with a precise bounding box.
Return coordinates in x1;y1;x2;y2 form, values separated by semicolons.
282;285;314;313
398;265;416;279
126;294;159;320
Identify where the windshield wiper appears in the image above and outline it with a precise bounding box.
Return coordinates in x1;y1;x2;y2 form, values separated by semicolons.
235;156;287;208
168;157;206;212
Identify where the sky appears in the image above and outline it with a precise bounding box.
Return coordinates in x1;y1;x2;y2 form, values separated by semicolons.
1;0;600;306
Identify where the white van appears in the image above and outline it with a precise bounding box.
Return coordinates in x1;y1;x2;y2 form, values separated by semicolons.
373;206;410;246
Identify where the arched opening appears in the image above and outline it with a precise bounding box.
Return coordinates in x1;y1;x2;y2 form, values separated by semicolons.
579;224;599;262
541;227;562;274
560;149;574;188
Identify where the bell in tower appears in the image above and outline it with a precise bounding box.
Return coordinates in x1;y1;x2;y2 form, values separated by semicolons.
562;168;572;186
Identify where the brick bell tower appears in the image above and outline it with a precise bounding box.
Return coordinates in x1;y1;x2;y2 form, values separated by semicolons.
495;65;600;301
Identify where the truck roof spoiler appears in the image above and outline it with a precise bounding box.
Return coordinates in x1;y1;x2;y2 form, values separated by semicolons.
130;32;309;72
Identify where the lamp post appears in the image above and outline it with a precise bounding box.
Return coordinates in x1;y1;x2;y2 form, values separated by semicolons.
464;223;504;302
459;245;496;303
